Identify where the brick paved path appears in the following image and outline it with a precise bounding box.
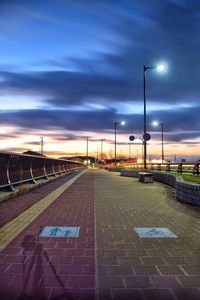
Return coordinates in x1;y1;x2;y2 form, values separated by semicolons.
1;169;200;300
94;170;200;300
0;172;80;227
0;171;95;300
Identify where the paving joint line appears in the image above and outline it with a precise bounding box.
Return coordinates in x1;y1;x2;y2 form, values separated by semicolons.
93;171;99;300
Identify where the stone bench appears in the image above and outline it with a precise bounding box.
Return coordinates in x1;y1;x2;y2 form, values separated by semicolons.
138;172;153;183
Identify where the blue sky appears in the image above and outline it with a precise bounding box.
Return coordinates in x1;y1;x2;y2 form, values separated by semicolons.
0;0;199;160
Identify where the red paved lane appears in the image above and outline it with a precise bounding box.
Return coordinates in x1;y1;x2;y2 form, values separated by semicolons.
0;171;95;300
0;172;80;227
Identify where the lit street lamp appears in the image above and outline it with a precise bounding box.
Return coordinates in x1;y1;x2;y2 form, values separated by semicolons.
153;121;164;162
143;63;166;168
114;121;125;164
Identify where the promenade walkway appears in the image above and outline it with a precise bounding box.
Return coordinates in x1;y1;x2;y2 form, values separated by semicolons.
0;169;200;300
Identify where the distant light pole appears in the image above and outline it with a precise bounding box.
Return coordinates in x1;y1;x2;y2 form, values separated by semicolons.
86;136;89;167
136;137;144;163
101;139;106;162
126;143;131;160
114;121;125;164
153;121;164;162
96;148;99;163
40;137;44;155
128;143;131;160
143;63;166;168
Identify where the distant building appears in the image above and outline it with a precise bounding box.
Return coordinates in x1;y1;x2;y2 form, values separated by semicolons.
23;150;46;157
59;156;96;164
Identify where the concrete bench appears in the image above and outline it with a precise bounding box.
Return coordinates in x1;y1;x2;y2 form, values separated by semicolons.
138;172;153;183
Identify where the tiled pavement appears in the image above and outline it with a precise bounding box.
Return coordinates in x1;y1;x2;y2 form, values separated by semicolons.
0;171;81;227
94;170;200;300
0;170;95;300
0;169;200;300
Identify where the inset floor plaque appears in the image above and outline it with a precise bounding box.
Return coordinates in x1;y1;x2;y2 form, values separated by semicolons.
39;226;80;237
134;227;177;238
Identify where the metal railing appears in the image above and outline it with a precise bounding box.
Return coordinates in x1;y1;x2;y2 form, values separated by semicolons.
0;151;84;191
122;162;199;175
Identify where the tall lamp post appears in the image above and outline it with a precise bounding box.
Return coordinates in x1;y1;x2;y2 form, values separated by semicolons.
143;63;166;168
114;121;125;164
101;139;106;162
40;136;44;155
153;121;164;162
86;136;89;167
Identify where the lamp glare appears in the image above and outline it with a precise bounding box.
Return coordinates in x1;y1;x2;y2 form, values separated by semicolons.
157;64;166;72
153;121;159;126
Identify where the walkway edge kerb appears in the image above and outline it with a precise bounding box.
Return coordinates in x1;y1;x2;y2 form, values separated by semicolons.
120;170;200;206
0;169;87;251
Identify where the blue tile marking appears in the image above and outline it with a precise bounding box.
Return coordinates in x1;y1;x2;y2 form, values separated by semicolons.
39;226;80;237
134;227;177;238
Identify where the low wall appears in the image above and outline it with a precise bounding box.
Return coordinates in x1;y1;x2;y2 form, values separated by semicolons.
108;168;123;172
120;170;138;177
176;180;200;205
120;170;200;207
153;172;176;188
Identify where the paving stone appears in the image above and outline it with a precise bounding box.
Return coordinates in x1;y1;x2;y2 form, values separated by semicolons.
182;265;200;275
98;289;112;300
113;288;144;300
68;275;95;288
150;275;182;288
158;265;185;275
125;276;152;288
143;289;176;300
141;256;166;265
163;257;187;265
99;276;124;288
178;276;200;287
134;265;159;275
118;257;142;266
107;266;133;276
172;288;200;300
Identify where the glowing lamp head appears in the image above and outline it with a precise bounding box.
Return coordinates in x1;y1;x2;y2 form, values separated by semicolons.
152;121;159;127
120;121;126;126
156;64;166;72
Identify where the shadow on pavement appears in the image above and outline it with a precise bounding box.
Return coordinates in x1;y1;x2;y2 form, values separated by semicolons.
14;234;74;300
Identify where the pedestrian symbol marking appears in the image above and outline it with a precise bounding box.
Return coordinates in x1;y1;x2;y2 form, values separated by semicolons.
50;227;61;236
134;227;177;238
39;226;80;238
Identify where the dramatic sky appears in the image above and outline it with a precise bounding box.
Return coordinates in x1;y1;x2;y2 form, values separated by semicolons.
0;0;199;161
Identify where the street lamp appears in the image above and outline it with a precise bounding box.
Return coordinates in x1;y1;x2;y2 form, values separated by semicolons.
153;121;164;162
114;121;126;164
100;139;106;162
143;63;166;168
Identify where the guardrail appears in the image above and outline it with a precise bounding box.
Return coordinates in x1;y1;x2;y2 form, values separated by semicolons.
146;163;199;175
108;162;199;175
0;151;84;191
